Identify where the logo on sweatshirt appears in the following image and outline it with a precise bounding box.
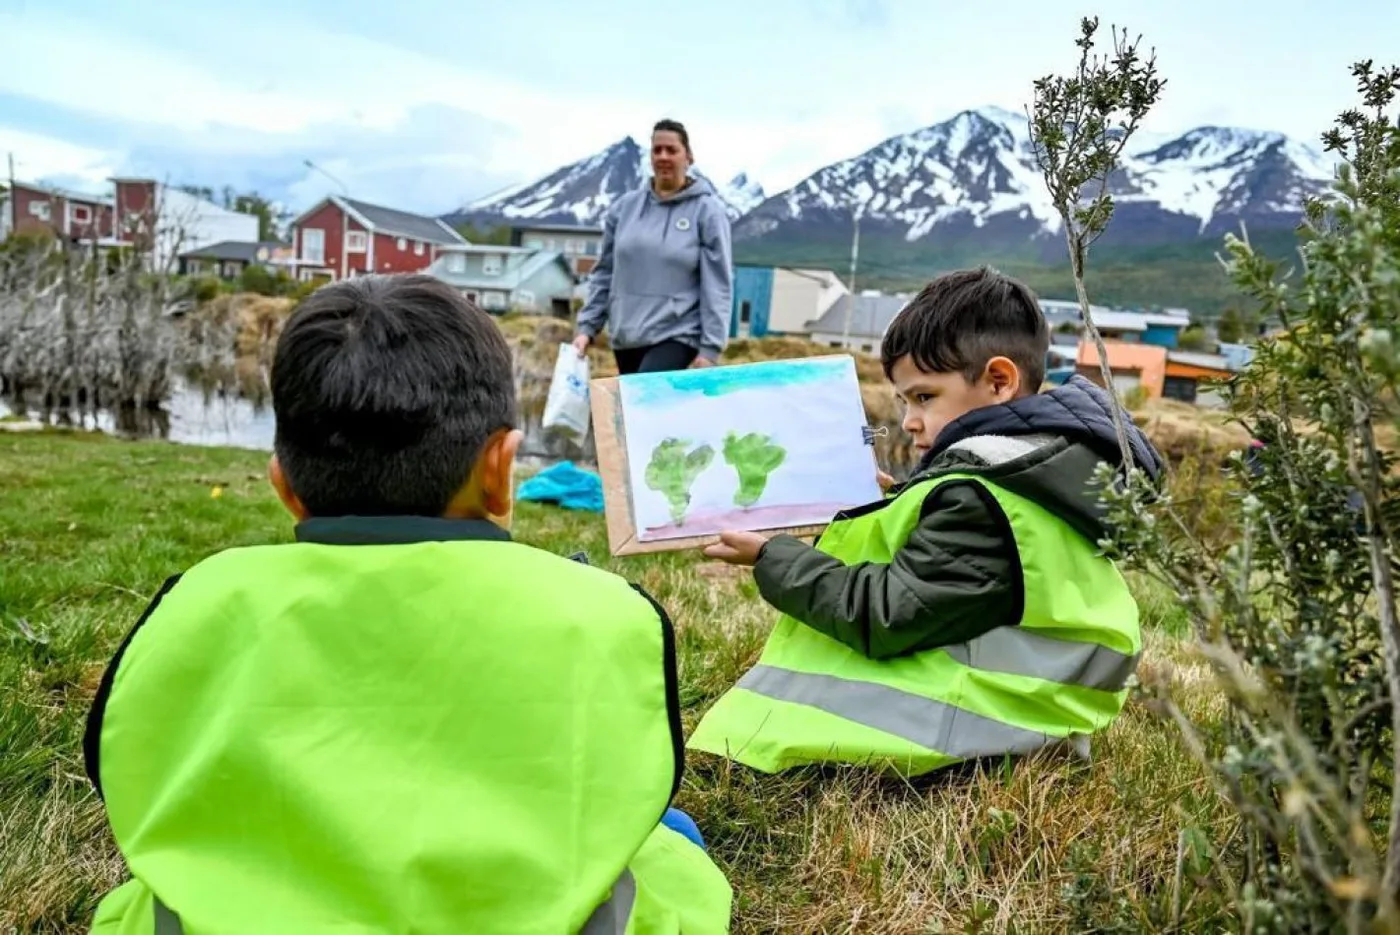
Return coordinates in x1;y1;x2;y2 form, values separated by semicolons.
675;217;691;232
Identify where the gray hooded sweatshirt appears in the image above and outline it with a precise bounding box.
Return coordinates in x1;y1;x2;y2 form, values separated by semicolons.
576;175;733;361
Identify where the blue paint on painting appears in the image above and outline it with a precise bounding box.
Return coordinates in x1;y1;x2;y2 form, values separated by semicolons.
620;356;854;408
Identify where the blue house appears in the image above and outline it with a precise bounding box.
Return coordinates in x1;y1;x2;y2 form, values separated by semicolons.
731;265;774;338
729;264;847;339
426;245;577;316
1076;310;1193;349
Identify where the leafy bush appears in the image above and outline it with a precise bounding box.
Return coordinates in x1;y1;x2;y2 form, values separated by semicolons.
1102;62;1400;931
237;264;295;297
1029;17;1400;928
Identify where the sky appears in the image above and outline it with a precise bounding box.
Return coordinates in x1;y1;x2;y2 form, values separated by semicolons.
0;0;1394;217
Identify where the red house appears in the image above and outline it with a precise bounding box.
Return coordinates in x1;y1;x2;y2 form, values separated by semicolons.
288;195;467;281
5;180;116;243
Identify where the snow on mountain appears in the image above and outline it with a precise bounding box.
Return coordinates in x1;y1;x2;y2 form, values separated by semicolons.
1123;127;1336;234
443;137;646;229
717;172;766;217
443;137;763;228
734;106;1339;248
443;107;1337;253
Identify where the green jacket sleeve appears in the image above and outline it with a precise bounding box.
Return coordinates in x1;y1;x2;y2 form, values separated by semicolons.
751;480;1020;661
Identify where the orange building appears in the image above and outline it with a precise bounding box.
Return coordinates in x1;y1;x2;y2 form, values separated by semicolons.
1076;341;1168;398
1077;342;1235;404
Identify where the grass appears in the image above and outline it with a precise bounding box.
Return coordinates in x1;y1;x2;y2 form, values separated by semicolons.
1;431;1238;933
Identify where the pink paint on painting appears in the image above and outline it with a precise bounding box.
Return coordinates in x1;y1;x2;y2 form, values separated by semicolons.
640;502;853;542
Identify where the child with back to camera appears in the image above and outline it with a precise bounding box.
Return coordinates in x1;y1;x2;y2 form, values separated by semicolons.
85;274;733;934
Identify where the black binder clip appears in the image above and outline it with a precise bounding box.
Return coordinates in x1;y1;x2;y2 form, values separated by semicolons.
861;425;889;446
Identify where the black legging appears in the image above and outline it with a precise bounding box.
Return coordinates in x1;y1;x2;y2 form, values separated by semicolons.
613;340;698;375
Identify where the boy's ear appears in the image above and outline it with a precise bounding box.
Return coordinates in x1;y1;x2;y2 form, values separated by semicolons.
982;356;1022;399
480;428;524;526
267;455;310;521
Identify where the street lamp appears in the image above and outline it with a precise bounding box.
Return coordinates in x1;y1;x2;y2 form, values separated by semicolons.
303;159;349;196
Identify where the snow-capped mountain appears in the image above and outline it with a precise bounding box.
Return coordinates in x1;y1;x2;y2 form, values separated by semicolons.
719;172;767;217
735;106;1338;251
441;137;764;229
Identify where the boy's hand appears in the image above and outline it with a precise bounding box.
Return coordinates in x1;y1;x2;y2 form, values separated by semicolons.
876;470;896;492
703;530;769;566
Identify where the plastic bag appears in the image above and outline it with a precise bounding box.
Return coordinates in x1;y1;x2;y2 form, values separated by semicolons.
541;342;591;441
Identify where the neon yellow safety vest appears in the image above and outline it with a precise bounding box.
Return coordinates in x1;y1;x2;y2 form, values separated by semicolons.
86;535;733;933
687;472;1142;776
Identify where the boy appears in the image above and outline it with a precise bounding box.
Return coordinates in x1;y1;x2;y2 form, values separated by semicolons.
688;267;1164;777
85;275;732;933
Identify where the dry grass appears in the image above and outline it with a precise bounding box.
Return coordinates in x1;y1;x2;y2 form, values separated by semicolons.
0;432;1239;933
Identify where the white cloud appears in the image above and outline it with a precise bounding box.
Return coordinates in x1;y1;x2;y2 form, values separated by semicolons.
0;0;1391;215
0;128;115;189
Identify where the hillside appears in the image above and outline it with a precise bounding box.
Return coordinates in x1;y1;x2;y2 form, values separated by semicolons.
445;106;1332;317
442;136;765;228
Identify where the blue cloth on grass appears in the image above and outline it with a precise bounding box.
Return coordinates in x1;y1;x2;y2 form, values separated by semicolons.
516;461;604;513
661;807;706;850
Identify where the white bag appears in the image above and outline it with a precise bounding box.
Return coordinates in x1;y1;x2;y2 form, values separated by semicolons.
541;342;592;441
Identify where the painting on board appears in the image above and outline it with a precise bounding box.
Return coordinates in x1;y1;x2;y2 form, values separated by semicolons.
598;355;882;552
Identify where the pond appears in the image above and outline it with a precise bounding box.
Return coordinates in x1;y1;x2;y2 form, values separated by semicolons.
1;380;276;450
0;378;592;470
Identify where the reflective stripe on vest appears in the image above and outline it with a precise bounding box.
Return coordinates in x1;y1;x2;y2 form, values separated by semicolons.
151;870;640;935
939;624;1139;693
687;470;1141;775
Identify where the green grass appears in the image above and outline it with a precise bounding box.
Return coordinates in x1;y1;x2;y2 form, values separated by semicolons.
2;431;1236;933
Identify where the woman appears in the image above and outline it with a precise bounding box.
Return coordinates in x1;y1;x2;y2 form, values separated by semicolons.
572;119;734;374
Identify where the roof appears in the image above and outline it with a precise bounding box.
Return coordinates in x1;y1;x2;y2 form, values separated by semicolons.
807;292;910;338
178;240;288;262
1085;310;1150;332
427;250;574;291
1040;300;1191;331
11;179;113;206
1166;350;1234;371
437;244;537;255
291;195;466;245
510;222;603;235
338;196;465;244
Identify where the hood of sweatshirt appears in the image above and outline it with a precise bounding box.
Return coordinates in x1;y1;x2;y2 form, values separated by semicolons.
911;375;1165;545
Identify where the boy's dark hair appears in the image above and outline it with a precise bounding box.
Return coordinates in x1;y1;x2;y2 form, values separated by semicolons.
881;266;1049;390
652;118;692;157
271;274;517;518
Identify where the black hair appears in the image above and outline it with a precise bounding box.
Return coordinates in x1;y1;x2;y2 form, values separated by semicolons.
271;274;517;517
652;119;692;158
881;266;1049;390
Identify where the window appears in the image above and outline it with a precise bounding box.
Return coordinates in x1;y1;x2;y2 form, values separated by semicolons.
345;231;367;253
563;239;578;255
301;228;325;264
740;300;752;325
514;290;535;310
482;254;503;276
584;240;599;256
482;291;507;310
445;253;466;273
524;237;544;250
28;200;51;221
71;204;92;224
414;241;425;256
396;237;408;251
